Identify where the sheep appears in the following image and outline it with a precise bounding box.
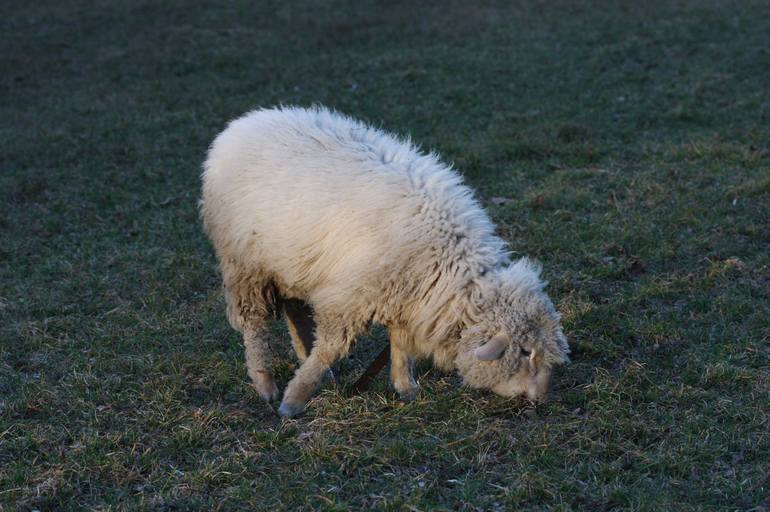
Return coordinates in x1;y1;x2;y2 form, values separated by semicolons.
200;106;570;418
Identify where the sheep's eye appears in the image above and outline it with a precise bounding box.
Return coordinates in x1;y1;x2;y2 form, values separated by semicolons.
521;348;531;357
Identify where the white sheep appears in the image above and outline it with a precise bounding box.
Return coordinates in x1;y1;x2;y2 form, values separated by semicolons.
200;106;570;417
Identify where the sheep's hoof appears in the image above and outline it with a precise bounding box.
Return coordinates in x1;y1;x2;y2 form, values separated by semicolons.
277;400;306;418
396;384;420;402
253;372;280;403
259;384;280;403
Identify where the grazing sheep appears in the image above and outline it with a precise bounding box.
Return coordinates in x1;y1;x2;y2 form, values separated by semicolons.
200;106;570;418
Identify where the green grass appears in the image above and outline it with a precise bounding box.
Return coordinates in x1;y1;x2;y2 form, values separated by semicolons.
1;0;769;510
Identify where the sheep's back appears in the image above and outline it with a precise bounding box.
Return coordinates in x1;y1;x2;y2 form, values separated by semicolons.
201;106;508;315
201;108;429;301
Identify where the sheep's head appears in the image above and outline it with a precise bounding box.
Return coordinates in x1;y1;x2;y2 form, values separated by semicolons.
454;259;570;401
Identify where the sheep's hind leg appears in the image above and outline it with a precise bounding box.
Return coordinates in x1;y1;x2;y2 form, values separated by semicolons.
283;298;336;385
224;273;280;404
389;328;419;401
242;323;280;402
278;323;353;418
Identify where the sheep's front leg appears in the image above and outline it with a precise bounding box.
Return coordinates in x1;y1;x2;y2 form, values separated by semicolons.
243;324;280;403
390;328;419;401
278;327;350;418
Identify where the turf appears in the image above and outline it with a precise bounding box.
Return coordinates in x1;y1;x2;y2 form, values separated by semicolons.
1;1;768;510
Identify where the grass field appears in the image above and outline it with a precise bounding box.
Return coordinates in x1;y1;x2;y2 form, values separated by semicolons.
2;1;769;510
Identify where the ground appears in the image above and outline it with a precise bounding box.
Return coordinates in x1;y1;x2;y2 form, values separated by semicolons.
1;1;769;510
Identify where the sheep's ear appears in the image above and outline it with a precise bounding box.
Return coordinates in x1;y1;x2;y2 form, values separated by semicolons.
474;335;508;361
